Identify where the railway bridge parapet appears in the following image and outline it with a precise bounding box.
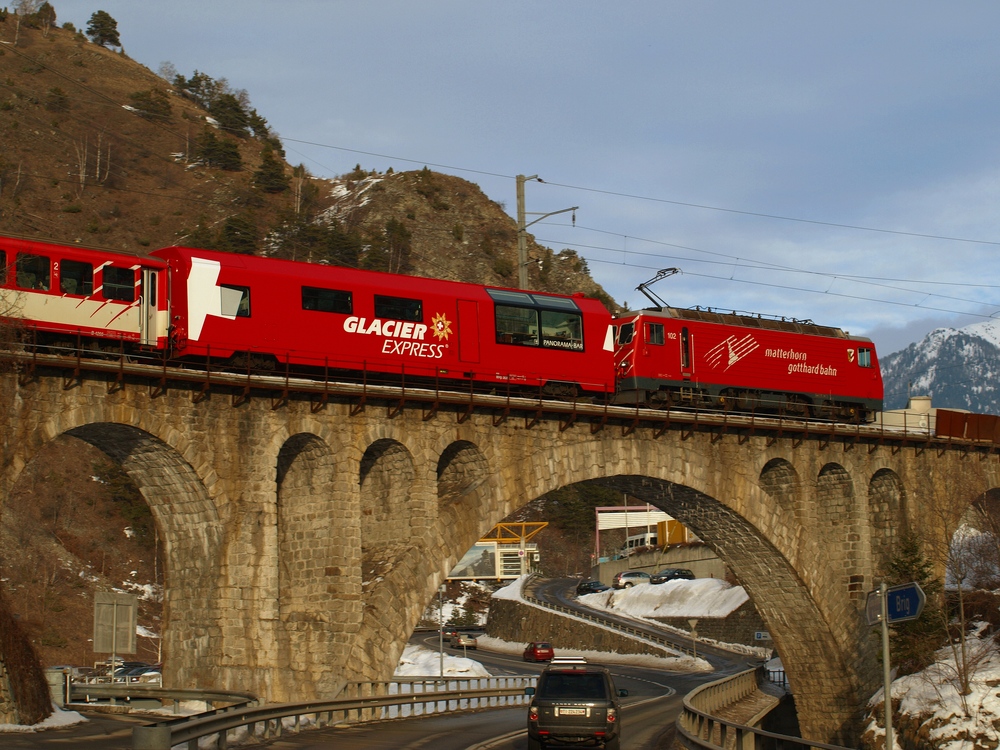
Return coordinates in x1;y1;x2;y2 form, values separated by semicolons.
0;360;996;747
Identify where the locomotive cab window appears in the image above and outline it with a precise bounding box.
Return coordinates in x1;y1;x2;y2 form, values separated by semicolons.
59;259;93;296
617;321;635;346
102;265;134;302
374;295;422;322
17;253;50;291
645;322;664;345
858;347;873;368
303;286;352;314
221;284;250;317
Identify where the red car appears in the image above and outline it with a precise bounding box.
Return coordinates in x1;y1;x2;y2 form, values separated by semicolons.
523;642;555;662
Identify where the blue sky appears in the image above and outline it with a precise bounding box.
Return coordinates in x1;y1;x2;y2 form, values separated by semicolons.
53;1;1000;355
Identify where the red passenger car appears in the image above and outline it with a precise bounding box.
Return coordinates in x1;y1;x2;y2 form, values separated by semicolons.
150;246;616;397
0;235;170;350
612;306;883;422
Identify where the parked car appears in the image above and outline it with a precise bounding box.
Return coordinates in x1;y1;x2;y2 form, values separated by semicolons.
449;633;477;649
525;656;628;750
575;579;610;595
612;570;651;589
650;568;695;585
522;642;555;662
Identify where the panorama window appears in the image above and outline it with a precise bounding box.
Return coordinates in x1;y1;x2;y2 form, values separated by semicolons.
221;284;250;317
374;295;422;322
102;266;134;302
495;305;539;346
17;254;50;291
60;259;93;296
302;286;352;314
487;289;585;352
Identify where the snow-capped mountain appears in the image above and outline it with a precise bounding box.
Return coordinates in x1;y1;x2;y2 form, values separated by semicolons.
880;321;1000;413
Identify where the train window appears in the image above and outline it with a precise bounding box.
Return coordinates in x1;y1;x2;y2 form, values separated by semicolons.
302;286;352;314
221;284;250;317
540;309;583;351
0;251;5;284
681;327;690;368
487;289;534;306
59;259;93;296
646;323;664;345
102;266;134;302
495;305;539;346
617;322;635;346
374;295;421;322
16;254;50;291
858;348;872;368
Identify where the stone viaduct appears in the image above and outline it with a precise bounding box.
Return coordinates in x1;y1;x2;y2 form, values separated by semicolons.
1;363;997;746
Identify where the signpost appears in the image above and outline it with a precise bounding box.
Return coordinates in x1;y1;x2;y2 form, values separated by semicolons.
866;581;926;750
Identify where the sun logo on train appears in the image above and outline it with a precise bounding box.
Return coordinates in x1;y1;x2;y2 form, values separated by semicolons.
431;312;453;341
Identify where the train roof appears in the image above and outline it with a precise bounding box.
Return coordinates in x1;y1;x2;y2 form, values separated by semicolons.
623;305;870;341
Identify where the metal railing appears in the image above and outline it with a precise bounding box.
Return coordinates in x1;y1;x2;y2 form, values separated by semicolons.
3;344;994;454
129;676;535;750
677;668;851;750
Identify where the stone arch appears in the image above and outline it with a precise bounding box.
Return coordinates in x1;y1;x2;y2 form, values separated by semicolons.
436;440;493;568
868;468;906;577
359;438;416;553
62;423;223;689
274;433;355;697
597;473;864;745
758;458;802;559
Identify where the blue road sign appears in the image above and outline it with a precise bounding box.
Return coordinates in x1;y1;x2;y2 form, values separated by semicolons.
866;581;927;626
885;582;926;623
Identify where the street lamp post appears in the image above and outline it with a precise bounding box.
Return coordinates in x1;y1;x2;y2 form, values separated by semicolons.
438;584;446;681
516;174;578;290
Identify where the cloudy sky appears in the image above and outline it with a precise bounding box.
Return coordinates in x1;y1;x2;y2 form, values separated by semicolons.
53;1;1000;355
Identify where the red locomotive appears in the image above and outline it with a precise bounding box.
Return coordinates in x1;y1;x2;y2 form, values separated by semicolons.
612;270;884;422
0;237;885;421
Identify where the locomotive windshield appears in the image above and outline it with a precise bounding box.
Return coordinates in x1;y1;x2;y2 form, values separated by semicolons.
487;288;584;352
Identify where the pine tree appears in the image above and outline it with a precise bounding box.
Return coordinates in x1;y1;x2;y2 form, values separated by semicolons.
86;10;120;48
885;529;944;675
253;146;289;194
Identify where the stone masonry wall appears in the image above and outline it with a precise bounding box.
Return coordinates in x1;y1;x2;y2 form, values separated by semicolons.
485;597;671;657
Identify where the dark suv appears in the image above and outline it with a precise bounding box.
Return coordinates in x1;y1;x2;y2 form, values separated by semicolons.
650;567;695;584
525;657;628;750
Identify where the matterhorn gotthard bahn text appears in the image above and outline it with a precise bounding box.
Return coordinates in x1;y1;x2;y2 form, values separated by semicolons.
880;320;1000;413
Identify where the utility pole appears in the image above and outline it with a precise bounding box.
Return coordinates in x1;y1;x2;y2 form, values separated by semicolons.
516;174;578;290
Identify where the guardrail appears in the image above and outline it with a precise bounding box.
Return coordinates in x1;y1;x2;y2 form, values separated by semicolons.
520;575;699;657
677;668;850;750
129;676;535;750
67;681;257;713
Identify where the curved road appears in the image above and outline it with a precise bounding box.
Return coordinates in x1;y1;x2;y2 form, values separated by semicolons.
4;578;747;749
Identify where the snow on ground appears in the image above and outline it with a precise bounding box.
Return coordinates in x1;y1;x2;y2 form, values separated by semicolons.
865;628;1000;750
0;705;87;732
579;577;748;618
